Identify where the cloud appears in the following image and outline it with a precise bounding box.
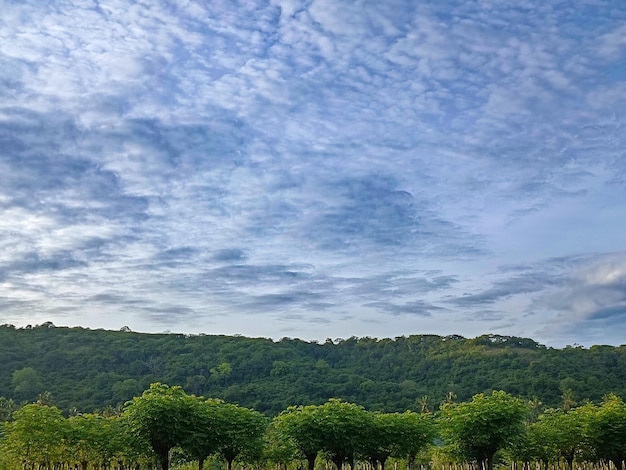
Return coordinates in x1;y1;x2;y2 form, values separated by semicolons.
211;249;248;262
363;300;447;317
596;24;626;60
302;174;485;257
1;0;626;346
447;271;562;308
534;254;626;325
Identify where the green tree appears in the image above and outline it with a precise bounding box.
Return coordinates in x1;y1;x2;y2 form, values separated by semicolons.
560;389;577;412
180;398;224;470
273;404;325;470
66;413;111;469
390;411;436;470
510;422;555;470
515;408;581;470
11;367;44;402
315;399;371;470
212;403;268;470
417;396;432;414
4;403;67;469
359;412;398;470
359;411;434;470
210;362;232;387
115;414;156;469
587;394;626;470
533;407;588;470
216;402;267;470
263;419;300;470
123;383;198;470
0;397;17;422
440;390;528;470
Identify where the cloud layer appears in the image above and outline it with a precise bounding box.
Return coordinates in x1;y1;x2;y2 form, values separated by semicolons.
1;0;626;346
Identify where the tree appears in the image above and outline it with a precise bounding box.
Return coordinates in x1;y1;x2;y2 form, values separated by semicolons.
210;362;232;387
273;404;325;470
315;399;371;470
123;383;198;470
263;419;300;470
514;407;589;470
0;397;17;423
11;367;44;401
391;411;436;470
180;398;224;470
3;403;67;469
560;389;577;412
359;412;399;470
532;407;588;470
510;422;555;470
587;394;626;470
216;403;267;470
440;390;528;470
65;413;113;470
418;396;432;414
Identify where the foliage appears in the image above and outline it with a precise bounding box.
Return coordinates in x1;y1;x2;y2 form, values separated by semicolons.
180;398;224;470
389;411;436;470
535;407;589;470
3;403;66;467
314;399;372;470
439;390;528;470
0;382;625;470
123;383;198;470
11;367;44;402
215;402;267;470
262;419;300;468
273;404;325;470
587;394;626;470
2;325;626;414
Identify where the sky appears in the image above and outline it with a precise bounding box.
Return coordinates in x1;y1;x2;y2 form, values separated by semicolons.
1;0;626;348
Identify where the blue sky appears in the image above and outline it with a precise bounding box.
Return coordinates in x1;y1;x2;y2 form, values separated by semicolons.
1;0;626;347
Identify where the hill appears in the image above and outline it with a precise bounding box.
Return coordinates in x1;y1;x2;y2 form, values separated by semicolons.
1;323;625;415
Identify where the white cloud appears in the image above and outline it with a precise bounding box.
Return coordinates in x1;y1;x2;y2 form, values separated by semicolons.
1;0;626;346
596;23;626;60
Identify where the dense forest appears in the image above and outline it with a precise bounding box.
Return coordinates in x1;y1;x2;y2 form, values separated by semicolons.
1;323;626;415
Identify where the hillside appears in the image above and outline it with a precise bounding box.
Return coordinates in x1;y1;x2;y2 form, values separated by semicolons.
1;323;625;415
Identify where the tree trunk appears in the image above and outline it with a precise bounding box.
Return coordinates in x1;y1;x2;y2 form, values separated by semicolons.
332;455;343;470
198;457;205;470
158;451;169;470
227;459;234;470
307;453;318;470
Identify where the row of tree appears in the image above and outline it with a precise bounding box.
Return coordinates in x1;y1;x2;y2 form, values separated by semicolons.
1;384;626;470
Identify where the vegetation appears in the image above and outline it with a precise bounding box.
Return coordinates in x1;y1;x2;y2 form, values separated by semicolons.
439;390;528;470
1;386;626;470
1;323;626;415
1;323;626;469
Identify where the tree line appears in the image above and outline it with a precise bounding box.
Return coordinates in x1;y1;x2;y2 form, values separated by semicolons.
2;324;626;415
1;384;625;470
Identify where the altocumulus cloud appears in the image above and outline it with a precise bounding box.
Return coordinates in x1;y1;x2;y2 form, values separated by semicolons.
1;0;626;345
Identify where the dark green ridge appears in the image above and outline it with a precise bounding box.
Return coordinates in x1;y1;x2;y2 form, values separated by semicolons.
1;323;625;415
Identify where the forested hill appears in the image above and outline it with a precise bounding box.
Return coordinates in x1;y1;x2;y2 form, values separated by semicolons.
1;323;625;415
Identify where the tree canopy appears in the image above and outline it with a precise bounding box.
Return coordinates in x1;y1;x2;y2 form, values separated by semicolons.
440;390;528;470
1;383;626;470
2;325;626;415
